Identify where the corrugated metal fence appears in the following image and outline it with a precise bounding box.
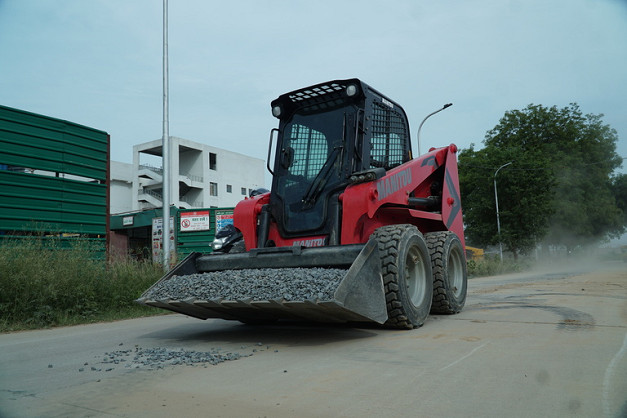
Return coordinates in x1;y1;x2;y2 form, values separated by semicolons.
176;208;234;257
0;105;109;252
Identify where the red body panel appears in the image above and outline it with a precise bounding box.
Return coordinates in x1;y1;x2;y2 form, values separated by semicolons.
233;145;464;251
340;145;464;248
267;225;327;248
233;193;267;251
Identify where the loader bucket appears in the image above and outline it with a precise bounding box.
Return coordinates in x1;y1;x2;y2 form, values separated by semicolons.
136;239;388;325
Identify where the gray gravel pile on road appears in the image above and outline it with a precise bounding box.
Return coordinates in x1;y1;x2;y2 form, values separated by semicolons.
125;347;244;368
143;267;346;302
83;344;256;371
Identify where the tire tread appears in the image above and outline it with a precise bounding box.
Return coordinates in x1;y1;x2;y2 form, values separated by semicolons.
425;231;467;314
372;224;431;329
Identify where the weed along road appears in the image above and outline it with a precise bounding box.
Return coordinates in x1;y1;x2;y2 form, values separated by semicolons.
1;261;626;418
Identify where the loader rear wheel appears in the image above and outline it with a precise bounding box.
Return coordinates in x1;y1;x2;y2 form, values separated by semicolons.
425;231;467;314
372;225;433;329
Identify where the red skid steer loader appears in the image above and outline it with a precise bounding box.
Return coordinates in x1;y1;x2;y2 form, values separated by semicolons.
137;78;467;329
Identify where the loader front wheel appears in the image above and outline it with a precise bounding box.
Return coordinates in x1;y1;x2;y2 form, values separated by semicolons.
425;231;467;314
372;225;433;329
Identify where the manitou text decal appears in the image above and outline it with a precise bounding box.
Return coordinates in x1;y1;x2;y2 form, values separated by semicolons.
376;167;412;200
292;238;326;247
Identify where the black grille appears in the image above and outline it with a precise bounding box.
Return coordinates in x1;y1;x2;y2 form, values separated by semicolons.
369;101;409;170
288;82;348;114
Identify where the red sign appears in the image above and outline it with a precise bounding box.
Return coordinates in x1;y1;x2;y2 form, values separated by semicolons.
180;211;210;232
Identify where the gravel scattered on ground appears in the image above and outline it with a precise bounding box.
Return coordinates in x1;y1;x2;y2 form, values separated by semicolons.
81;342;277;372
142;267;346;302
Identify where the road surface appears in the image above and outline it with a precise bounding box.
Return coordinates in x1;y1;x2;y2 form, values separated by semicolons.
1;260;626;417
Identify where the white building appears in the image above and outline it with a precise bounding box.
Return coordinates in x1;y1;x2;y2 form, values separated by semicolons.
108;161;133;214
109;137;266;214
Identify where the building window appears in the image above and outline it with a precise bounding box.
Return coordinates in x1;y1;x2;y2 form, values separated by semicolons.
209;153;217;170
210;182;218;196
226;184;232;193
241;187;247;195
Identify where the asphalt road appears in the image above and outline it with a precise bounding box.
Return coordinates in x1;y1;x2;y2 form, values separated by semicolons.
1;260;626;418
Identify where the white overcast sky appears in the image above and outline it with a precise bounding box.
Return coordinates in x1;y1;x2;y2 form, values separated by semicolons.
1;0;626;177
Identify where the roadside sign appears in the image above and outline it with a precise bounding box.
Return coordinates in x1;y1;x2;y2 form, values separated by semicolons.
180;210;210;232
215;210;234;231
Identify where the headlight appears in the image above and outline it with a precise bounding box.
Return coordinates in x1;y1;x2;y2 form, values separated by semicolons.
212;236;227;250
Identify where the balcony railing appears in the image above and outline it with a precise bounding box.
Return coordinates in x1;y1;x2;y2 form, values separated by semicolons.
180;196;203;207
139;164;203;183
139;164;163;175
138;188;162;200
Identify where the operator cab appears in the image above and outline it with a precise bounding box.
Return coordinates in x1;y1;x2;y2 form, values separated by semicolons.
269;79;412;242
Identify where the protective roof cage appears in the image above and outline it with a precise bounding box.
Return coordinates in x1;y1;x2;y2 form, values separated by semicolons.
273;79;363;117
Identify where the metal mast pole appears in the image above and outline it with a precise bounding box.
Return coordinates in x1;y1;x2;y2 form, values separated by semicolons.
162;0;171;270
416;103;452;156
494;162;512;262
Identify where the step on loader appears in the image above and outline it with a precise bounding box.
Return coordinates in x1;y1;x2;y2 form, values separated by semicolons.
137;78;467;329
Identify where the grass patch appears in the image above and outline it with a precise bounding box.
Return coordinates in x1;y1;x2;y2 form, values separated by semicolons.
0;237;164;332
466;255;529;278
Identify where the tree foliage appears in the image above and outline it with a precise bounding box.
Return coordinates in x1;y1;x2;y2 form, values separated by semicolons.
611;173;627;226
459;103;624;255
458;143;554;258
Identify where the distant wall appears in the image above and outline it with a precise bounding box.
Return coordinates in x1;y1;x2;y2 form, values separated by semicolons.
110;160;133;214
0;105;109;239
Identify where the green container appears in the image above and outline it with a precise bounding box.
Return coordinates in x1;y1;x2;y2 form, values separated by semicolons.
0;105;109;243
176;208;234;257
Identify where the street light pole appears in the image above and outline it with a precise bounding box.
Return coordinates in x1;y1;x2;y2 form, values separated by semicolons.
494;161;512;262
417;103;452;156
162;0;171;270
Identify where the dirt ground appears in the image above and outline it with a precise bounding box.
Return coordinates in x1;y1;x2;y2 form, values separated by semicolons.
1;261;626;417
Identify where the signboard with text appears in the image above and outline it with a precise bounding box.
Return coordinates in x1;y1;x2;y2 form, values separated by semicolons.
215;210;234;231
152;216;175;264
180;210;210;232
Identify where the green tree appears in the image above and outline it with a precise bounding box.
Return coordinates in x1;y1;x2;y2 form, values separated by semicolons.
610;173;627;228
459;145;554;259
459;103;624;255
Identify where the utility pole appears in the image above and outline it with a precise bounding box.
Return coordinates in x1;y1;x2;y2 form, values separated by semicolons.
162;0;171;270
494;162;512;262
416;103;452;156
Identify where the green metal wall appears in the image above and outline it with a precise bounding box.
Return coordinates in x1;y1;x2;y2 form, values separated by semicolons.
176;208;234;256
0;105;109;237
0;170;106;234
109;207;235;259
0;105;108;180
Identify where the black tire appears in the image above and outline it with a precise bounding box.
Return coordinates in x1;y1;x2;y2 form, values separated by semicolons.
371;225;433;329
425;231;467;314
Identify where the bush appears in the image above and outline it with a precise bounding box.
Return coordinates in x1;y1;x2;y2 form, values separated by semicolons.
0;236;163;331
466;255;528;278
